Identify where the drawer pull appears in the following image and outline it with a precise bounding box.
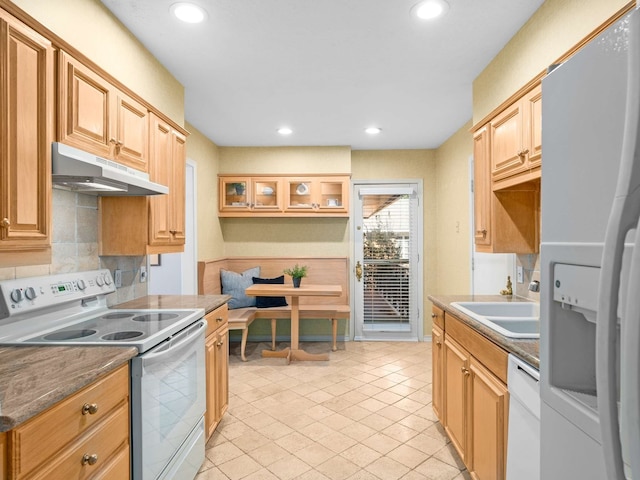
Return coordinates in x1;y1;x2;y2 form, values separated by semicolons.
216;317;223;323
81;403;99;415
81;453;99;466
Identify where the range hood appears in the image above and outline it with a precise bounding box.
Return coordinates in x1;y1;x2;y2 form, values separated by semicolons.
51;142;169;196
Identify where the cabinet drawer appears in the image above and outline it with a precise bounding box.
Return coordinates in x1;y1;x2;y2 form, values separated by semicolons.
205;304;228;337
445;313;508;384
28;403;129;480
11;364;129;478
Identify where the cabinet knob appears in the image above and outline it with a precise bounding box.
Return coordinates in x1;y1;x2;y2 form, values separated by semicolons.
81;403;99;415
460;367;470;376
216;340;224;347
436;340;442;347
476;229;487;238
431;313;437;318
81;453;99;466
1;218;9;228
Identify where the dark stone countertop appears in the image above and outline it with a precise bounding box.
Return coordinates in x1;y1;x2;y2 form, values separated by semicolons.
0;295;229;433
114;294;230;314
0;345;137;432
428;294;540;369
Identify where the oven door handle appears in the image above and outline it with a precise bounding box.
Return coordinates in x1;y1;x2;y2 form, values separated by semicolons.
140;320;206;363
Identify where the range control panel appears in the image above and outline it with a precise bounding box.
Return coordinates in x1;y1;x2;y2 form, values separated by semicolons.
0;269;115;319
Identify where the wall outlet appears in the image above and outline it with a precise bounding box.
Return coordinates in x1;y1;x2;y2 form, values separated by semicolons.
516;265;524;284
114;269;122;288
140;266;147;283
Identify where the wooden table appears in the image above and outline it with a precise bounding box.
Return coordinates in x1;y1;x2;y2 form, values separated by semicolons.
245;283;342;363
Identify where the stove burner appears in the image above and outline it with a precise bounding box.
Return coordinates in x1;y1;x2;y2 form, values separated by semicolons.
101;331;144;341
44;329;97;340
101;313;136;320
132;313;179;323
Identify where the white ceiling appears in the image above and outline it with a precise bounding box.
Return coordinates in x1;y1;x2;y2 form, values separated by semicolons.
100;0;544;150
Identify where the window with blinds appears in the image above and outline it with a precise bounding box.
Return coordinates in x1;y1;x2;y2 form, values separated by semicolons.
361;195;414;331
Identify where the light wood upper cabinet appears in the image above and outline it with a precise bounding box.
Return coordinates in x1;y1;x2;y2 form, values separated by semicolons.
473;84;541;254
0;9;53;267
473;126;491;249
148;113;186;249
99;115;187;256
58;51;149;172
219;175;349;217
490;84;542;188
205;304;229;440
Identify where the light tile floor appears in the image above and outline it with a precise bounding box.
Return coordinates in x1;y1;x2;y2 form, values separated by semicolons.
196;341;470;480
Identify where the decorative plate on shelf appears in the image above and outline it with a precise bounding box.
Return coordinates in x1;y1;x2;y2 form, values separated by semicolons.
296;183;309;195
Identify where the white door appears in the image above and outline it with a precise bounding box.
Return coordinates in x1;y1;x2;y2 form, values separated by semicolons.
352;182;423;341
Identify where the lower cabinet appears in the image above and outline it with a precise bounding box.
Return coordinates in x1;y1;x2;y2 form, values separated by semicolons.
0;431;6;480
6;364;130;480
205;304;229;440
438;311;509;480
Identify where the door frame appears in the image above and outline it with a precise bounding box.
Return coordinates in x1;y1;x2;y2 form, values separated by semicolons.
350;179;424;342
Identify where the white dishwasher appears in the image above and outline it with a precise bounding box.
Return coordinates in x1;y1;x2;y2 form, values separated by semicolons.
506;354;540;480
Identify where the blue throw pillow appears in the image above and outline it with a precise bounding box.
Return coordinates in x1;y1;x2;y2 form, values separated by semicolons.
221;267;260;309
252;276;288;308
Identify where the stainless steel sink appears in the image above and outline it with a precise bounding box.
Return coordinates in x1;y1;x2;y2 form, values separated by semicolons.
450;302;540;339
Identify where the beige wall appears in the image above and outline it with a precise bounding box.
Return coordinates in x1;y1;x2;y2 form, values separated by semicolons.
186;122;225;260
11;0;185;125
434;121;473;296
351;149;436;335
473;0;630;124
218;146;351;174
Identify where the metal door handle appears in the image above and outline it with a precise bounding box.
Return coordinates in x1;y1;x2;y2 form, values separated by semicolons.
355;261;362;282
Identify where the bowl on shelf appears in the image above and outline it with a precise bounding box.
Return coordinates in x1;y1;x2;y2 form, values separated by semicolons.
261;186;274;195
296;183;309;195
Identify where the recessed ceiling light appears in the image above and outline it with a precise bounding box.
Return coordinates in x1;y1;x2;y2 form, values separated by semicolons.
277;127;293;135
170;2;207;23
365;127;381;135
412;0;449;20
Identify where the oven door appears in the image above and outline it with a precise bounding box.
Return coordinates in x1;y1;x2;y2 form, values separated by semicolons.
130;320;206;480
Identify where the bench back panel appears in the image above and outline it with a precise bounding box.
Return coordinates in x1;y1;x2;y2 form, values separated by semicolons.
198;257;349;305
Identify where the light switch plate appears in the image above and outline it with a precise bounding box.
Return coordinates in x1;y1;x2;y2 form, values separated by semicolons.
140;266;147;283
114;269;122;288
516;266;524;284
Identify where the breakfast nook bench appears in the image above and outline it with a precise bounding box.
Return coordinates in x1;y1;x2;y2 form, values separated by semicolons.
197;257;350;361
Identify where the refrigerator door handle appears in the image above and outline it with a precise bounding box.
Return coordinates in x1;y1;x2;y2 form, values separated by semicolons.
597;8;640;480
623;217;640;480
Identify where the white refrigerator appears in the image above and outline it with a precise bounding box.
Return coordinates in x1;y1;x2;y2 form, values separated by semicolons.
541;6;640;480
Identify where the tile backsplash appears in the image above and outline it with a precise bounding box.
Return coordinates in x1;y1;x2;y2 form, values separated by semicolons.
0;189;147;305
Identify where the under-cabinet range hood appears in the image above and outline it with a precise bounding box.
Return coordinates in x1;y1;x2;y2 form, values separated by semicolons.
51;142;169;196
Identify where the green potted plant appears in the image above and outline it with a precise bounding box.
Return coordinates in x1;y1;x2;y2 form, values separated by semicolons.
283;264;308;288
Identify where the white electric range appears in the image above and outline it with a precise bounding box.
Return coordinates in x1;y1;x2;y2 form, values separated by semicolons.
0;269;206;480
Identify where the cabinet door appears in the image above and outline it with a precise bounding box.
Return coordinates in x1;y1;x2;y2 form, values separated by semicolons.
219;177;251;213
205;332;217;440
316;177;348;213
473;126;491;249
0;12;53;265
468;357;509;480
432;324;444;422
284;178;315;212
490;101;525;182
170;129;186;244
0;431;6;480
524;85;542;171
58;51;112;158
215;328;229;423
252;177;282;212
148;114;185;250
113;91;148;172
443;336;470;462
